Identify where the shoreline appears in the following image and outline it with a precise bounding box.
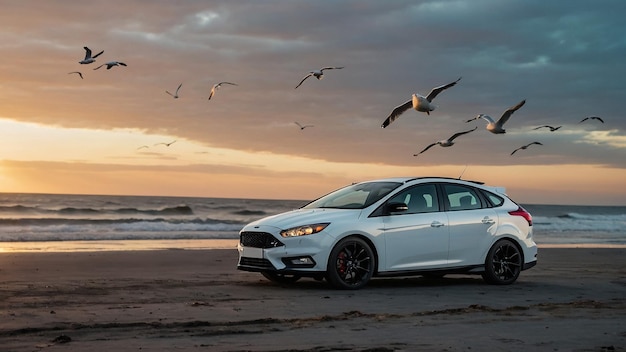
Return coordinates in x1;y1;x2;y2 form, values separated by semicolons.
2;238;626;253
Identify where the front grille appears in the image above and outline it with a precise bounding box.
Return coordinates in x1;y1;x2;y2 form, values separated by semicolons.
238;257;275;270
240;231;284;248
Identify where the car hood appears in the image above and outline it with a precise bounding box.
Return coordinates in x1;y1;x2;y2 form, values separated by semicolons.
243;208;363;231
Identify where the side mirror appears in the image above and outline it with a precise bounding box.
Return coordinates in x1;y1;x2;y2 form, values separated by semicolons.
385;202;409;214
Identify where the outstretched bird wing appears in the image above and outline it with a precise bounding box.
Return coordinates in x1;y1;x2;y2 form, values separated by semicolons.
425;77;461;102
320;66;344;72
208;86;216;100
68;71;83;79
414;142;438;156
381;100;413;128
295;73;313;89
497;99;526;125
448;127;477;141
585;116;605;123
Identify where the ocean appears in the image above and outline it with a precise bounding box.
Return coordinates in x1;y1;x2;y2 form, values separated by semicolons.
0;193;624;251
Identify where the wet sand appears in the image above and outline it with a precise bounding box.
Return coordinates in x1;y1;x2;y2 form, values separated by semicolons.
1;247;625;351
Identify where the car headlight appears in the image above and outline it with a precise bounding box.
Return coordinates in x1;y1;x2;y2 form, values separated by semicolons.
280;223;330;238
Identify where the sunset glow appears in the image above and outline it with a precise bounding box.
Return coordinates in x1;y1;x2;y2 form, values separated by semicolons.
0;2;624;205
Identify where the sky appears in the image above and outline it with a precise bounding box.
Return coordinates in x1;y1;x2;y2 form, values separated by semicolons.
1;0;625;205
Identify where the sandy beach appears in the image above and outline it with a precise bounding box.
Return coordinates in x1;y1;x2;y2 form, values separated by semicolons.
1;245;625;351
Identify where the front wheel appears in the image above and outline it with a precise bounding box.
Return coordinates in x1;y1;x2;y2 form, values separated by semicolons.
261;272;301;284
326;237;375;290
482;239;522;285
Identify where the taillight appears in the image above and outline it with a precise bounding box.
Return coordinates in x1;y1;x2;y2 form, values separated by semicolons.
509;206;532;226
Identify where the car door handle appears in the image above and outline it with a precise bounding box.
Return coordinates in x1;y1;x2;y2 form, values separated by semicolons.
431;221;445;228
481;217;495;224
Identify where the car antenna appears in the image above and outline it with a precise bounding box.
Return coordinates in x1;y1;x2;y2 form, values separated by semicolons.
458;165;468;180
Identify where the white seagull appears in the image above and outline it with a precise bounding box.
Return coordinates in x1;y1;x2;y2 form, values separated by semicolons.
68;71;83;79
413;127;476;156
579;116;604;124
294;66;344;89
79;46;104;64
208;82;238;100
510;142;543;156
294;122;314;130
533;125;561;132
381;77;462;128
466;99;526;134
93;61;127;70
166;83;183;99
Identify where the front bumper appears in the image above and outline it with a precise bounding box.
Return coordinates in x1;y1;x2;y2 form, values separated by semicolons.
237;227;332;276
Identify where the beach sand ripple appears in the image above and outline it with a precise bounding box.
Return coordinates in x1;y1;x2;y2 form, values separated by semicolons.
1;248;625;351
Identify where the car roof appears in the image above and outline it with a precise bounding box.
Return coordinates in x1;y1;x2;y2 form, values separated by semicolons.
356;176;485;185
356;177;508;195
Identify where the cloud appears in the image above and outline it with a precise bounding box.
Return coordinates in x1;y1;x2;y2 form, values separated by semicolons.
1;0;625;202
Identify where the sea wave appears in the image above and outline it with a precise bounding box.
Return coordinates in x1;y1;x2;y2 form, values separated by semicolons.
0;204;194;216
0;219;244;242
533;213;626;233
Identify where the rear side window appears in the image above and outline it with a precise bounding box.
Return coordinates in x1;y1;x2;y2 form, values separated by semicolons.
443;184;482;211
482;190;504;207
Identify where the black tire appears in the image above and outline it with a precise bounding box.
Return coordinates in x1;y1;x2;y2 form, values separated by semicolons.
482;239;522;285
326;237;375;290
261;272;301;284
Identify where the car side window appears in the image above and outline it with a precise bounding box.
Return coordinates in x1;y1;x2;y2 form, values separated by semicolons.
482;190;504;207
387;184;439;214
443;184;482;211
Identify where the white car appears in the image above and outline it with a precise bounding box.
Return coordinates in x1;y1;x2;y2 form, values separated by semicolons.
237;177;537;289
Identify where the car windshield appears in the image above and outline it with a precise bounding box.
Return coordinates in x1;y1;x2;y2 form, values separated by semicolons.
302;182;402;209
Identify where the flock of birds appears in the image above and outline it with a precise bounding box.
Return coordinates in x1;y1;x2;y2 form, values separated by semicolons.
376;76;606;157
67;46;606;158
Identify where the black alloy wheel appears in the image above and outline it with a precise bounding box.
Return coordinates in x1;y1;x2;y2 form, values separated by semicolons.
326;237;375;290
482;239;522;285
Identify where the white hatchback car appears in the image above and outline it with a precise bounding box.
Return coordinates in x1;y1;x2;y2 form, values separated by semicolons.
237;177;537;289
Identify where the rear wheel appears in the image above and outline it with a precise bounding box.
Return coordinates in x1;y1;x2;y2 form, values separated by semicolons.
482;239;522;285
326;237;375;290
261;272;301;284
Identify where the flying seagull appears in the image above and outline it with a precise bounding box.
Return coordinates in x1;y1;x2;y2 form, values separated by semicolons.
381;77;462;128
511;142;543;155
208;82;238;100
79;46;104;64
136;145;149;150
154;140;177;147
294;66;344;89
294;122;314;130
68;71;83;79
466;99;526;134
579;116;604;124
166;83;183;99
413;127;476;156
94;61;127;70
533;125;561;132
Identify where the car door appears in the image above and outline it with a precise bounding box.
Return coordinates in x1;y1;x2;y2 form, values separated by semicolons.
380;184;450;271
442;183;498;266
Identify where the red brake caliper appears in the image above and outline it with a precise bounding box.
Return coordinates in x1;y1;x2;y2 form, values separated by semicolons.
337;251;347;274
